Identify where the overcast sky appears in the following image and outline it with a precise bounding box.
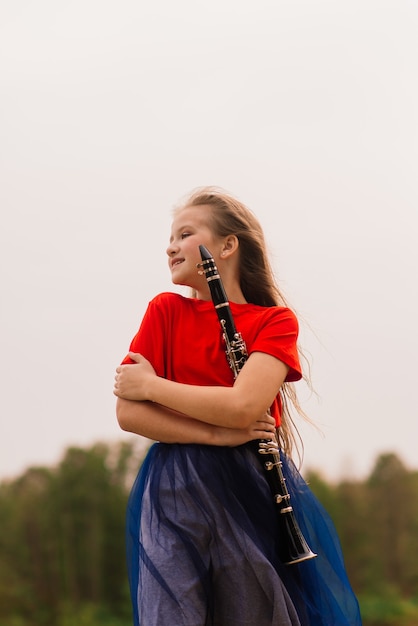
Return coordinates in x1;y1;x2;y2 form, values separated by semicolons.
1;0;417;482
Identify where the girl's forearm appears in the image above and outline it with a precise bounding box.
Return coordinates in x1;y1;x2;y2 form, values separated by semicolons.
116;398;276;447
145;377;251;428
116;398;219;443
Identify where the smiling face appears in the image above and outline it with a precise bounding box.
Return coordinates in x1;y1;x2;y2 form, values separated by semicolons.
167;205;223;297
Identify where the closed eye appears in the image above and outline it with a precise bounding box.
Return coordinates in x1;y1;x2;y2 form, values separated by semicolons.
181;232;191;239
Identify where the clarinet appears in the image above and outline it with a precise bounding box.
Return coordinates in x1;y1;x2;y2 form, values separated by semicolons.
197;244;317;565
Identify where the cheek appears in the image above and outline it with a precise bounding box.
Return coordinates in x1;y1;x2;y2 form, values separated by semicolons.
186;238;203;258
197;235;218;254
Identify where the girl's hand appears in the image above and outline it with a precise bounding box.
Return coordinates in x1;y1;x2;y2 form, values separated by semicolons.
113;352;156;401
213;412;277;447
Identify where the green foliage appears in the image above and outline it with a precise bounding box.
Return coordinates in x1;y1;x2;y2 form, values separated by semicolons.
56;603;132;626
306;454;418;625
0;604;133;626
358;590;418;626
0;440;145;626
0;444;417;626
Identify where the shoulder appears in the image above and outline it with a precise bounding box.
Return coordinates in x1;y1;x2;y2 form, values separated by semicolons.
233;302;299;332
146;292;205;320
148;291;189;308
256;306;300;343
241;305;302;381
261;306;299;330
149;292;217;312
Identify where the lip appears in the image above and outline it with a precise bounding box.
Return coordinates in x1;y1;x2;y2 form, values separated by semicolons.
171;257;185;269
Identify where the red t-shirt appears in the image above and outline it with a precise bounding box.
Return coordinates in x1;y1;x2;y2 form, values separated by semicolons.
122;292;302;426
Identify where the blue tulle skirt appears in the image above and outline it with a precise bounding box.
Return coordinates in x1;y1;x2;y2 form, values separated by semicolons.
126;443;362;626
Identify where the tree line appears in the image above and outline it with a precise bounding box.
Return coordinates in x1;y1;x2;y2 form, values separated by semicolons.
0;441;417;626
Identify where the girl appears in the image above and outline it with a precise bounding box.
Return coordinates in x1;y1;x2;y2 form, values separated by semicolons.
114;187;362;626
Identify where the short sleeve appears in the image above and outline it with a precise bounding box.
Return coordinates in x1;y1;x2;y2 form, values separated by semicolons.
249;308;302;382
121;296;168;377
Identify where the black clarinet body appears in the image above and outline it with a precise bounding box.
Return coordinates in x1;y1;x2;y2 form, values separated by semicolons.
197;244;317;565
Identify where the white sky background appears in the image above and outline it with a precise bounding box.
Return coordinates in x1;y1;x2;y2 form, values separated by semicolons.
0;0;417;482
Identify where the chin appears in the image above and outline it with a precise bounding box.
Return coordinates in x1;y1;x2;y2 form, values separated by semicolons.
171;275;189;287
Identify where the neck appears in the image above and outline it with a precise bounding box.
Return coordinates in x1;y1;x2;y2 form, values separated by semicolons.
222;284;247;304
195;278;247;304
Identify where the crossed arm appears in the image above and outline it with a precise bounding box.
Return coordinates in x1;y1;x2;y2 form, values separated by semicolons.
114;350;288;447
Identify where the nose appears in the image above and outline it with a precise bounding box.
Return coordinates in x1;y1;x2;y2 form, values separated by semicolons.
166;241;179;257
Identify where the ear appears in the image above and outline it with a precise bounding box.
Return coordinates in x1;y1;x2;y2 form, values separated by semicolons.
220;235;239;258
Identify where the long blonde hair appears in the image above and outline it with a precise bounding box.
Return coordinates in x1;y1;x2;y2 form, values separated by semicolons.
176;186;313;461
